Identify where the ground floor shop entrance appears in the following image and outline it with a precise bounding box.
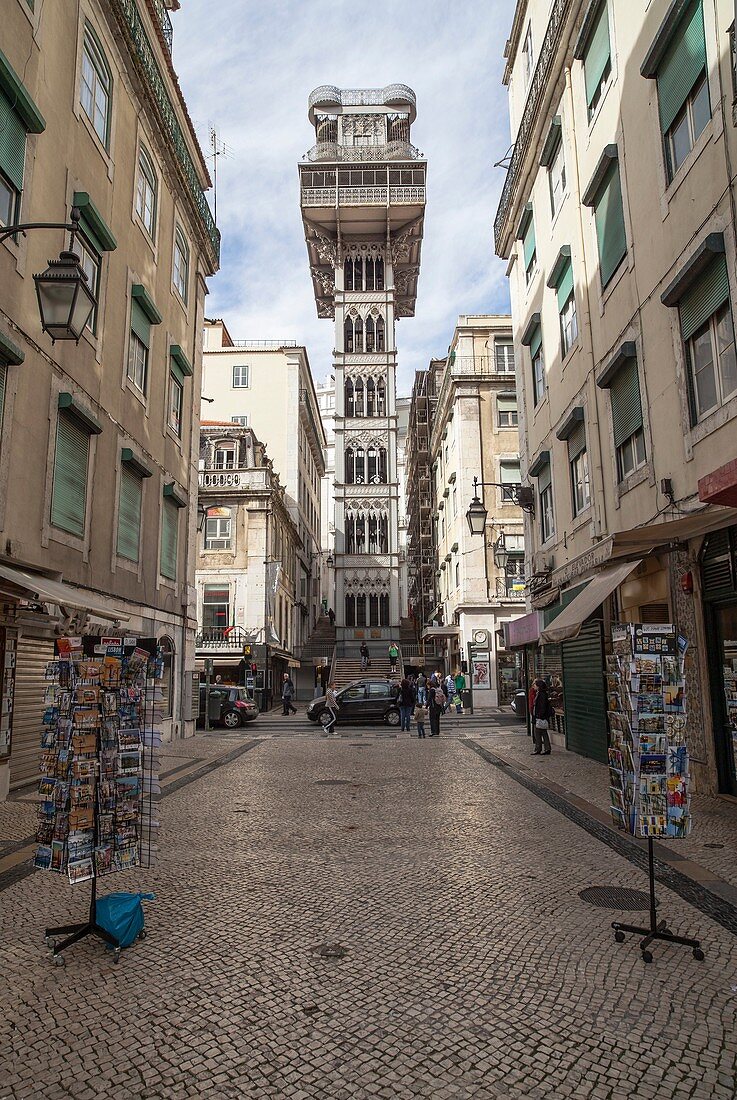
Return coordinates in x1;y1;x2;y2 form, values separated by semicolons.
10;634;55;789
701;525;737;796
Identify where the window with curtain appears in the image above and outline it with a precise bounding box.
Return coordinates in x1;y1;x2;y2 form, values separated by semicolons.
530;326;545;406
51;412;91;538
591;159;627;288
554;259;578;356
537;463;555;543
80;25;112;147
117;463;143;562
173;228;189;303
607;358;646;482
548;133;567;217
500;460;521;502
680;255;737;422
497;394;518;428
160;499;179;580
566;420;590;516
652;1;709;180
582;2;611;118
135;145;157;237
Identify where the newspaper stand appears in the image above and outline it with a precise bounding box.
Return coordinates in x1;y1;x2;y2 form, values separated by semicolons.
35;636;160;965
606;623;705;964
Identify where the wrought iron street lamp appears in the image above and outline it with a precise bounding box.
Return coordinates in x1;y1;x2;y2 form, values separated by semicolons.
0;206;97;342
465;476;534;537
493;533;509;570
197;503;213;532
326;553;334;567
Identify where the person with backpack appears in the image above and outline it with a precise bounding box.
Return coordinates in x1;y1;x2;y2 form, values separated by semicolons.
429;685;445;736
531;678;553;755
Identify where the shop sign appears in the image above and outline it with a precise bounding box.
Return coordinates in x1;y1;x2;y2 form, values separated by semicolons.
632;624;677;656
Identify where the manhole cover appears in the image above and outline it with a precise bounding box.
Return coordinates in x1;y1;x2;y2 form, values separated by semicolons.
312;943;348;959
579;886;651;910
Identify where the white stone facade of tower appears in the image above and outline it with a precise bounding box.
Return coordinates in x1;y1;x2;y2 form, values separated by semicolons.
299;86;426;643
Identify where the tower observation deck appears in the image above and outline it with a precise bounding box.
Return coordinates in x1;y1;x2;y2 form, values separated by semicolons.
299;85;426;643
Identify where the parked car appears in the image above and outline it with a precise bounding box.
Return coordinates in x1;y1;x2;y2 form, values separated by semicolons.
198;685;258;729
510;689;527;721
307;680;400;727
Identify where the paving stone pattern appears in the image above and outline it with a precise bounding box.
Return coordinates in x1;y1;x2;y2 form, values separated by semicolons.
1;731;737;1098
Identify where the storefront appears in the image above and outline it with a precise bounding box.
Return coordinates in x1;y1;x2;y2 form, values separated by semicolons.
700;525;737;796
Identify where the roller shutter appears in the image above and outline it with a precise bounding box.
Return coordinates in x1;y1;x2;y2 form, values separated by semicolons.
562;620;607;763
10;634;55;789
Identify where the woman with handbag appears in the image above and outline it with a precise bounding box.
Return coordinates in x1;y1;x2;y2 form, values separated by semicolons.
531;678;552;755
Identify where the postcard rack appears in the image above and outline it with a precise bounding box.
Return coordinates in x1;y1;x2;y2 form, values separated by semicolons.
35;635;162;965
606;623;704;964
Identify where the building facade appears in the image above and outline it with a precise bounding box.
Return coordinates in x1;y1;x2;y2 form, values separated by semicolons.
315;375;336;612
298;85;426;646
201;321;326;651
427;317;524;706
496;0;737;790
196;423;300;696
0;0;218;797
405;368;439;635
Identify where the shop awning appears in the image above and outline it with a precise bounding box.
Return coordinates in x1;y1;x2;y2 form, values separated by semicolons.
539;560;642;645
608;509;737;560
505;610;541;649
0;562;128;622
421;626;460;639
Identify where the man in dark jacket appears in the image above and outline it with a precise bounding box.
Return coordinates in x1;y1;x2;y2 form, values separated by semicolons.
397;678;416;732
281;673;297;716
531;678;552;755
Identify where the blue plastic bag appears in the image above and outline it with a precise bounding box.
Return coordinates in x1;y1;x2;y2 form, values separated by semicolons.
96;892;154;949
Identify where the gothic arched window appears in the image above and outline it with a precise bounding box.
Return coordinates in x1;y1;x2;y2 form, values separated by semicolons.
365;317;375;354
354;448;366;484
356;594;367;626
345;514;355;553
378;447;387;483
379;593;390;625
376;257;385;291
367;446;379;483
355;515;366;552
379;514;389;553
365;257;375;291
354;314;363;354
344;317;354;354
345;447;355;484
344;258;354;292
369;594;379;627
377;377;386;415
366;376;375;414
368;514;378;552
345;377;355;417
354;256;363;290
345;594;355;626
354;376;364;417
376;316;385;352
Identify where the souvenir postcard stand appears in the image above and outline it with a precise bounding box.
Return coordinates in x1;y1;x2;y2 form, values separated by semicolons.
35;635;162;965
606;623;704;963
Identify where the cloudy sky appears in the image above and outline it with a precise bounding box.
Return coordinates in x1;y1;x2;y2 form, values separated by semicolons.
174;0;516;394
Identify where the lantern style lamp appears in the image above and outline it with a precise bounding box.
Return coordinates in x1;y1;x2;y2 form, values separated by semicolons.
33;248;96;342
493;533;509;570
326;553;334;567
466;492;487;536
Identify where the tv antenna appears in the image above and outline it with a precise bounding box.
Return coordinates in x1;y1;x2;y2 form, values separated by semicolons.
206;124;234;226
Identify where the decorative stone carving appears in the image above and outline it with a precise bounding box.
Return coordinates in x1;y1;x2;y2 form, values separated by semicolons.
345;430;389;446
316;300;334;318
310;227;337;265
390;217;422;262
395;301;414;317
394;265;419;294
310;266;335;295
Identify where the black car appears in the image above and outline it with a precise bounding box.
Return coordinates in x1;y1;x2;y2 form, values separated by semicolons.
198;685;259;729
306;680;400;727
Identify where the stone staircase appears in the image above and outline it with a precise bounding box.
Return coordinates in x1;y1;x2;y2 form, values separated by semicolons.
332;647;401;689
300;615;336;661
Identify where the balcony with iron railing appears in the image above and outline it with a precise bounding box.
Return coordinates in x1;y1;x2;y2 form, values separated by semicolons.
151;0;173;51
305;141;423;163
301;184;426;207
195;626;252;650
433;354;516;424
232;340;298;349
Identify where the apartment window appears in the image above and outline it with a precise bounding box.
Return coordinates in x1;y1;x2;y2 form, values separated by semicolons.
536;462;554;543
51;409;95;538
214;442;237;469
160;495;181;581
231;415;248;426
127;331;147;394
77;236;100;334
117;464;143;563
0;171;15;229
500;460;521;502
584;152;627;288
135;146;157;237
548;132;566;218
525;323;545;406
202;583;230;629
127;287;160;397
233;365;249;388
522;23;534;88
205;507;232;551
551;256;577;357
173;228;189;303
682;260;737;422
80;26;111;147
610;358;645;482
581;1;611;119
168;373;183;436
647;1;709;181
0;71;45;228
497;393;518;428
518;204;537;285
455;562;460;589
494;341;515;373
565;419;590;516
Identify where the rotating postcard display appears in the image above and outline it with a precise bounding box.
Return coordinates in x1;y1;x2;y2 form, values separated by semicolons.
605;623;704;964
34;636;163;962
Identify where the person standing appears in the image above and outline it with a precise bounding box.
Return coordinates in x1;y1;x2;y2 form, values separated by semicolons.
281;673;297;715
324;681;340;735
416;669;427;705
429;685;444;737
454;669;466;714
414;699;427;739
531;678;553;755
328;607;336;625
388;641;399;674
398;677;416;732
360;641;370;671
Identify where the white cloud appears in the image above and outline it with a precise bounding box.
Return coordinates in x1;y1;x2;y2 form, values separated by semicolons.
174;0;515;391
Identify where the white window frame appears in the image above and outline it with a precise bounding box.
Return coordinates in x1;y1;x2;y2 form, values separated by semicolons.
532;346;545;405
687;302;737;422
135;145;157;238
560;292;578;358
232;365;249;388
168;373;183;437
548;136;567;218
173;227;189;303
570;448;591;516
666;72;710;181
494;341;515;373
204;514;232;551
80;28;111;147
231;415;248;426
540;480;554;543
127;331;148;395
616;427;646;483
522;23;534;89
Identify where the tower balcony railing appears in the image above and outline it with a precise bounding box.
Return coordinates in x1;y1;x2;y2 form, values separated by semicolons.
231;339;298;349
305;141;423;163
301;185;426;207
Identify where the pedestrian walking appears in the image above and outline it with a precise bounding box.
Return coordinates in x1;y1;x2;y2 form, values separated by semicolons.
441;674;451;711
429;686;444;736
417;669;427;705
531;678;553;755
324;680;340;735
281;673;297;715
388;641;399;674
454;669;466;714
414;700;428;739
360;641;370;671
398;677;416;732
328;607;335;625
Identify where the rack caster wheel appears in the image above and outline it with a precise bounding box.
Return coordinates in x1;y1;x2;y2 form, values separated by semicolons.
45;936;55;949
53;954;65;967
113;948;122;964
614;930;625;943
693;948;705;961
137;929;147;941
642;950;653;964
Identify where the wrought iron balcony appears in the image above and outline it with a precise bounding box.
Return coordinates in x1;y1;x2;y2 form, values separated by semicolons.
151;0;172;51
305;141;423;163
301;185;425;208
196;626;251;649
496;579;526;600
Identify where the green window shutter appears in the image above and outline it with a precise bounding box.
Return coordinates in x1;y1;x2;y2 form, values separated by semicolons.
594;163;627;286
610;359;643;447
117;465;142;562
523;216;536;268
160;499;179;580
51;412;89;537
583;2;611;107
567;419;587;460
538;463;551;492
679;254;730;341
530;325;543;359
130;300;151;347
657;1;706;134
556;259;574;311
0;87;27;191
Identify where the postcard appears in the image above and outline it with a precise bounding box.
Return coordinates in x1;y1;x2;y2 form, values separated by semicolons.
74;686;100;707
68;806;94;831
68;858;94;885
34;845;52;870
94;845;115;876
663;686;685;713
36;820;54;844
118;748;141;775
71;732;97;756
51;840;66;872
610;806;627;830
115;844;140;871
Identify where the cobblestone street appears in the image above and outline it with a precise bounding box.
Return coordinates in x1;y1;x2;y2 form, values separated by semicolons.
2;723;737;1099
